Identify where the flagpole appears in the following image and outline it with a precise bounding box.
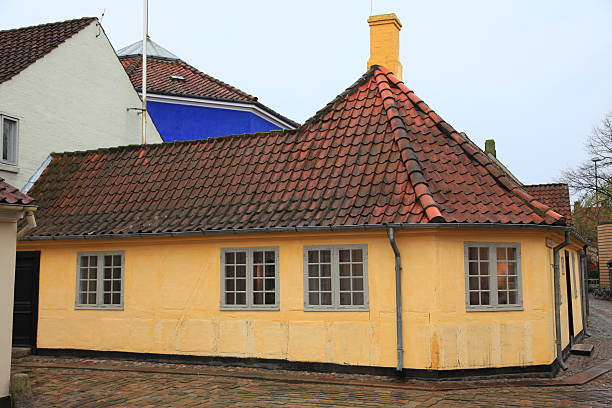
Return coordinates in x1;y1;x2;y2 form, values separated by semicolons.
141;0;148;144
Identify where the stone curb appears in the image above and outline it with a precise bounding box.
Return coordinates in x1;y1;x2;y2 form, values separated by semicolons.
14;358;612;392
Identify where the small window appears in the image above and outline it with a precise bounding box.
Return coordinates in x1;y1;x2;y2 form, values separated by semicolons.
221;247;279;310
465;243;522;311
76;252;124;309
1;115;18;165
304;245;368;311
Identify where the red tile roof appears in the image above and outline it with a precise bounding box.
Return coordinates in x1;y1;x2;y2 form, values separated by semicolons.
0;17;95;85
523;183;572;223
120;55;256;102
119;55;299;128
0;178;34;205
26;66;564;238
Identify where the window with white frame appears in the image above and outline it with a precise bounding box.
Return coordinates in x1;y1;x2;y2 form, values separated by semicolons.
221;247;279;309
465;243;522;311
1;115;18;165
304;245;368;311
76;252;124;309
571;251;578;298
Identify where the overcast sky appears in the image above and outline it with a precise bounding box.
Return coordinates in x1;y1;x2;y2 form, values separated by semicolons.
2;0;611;186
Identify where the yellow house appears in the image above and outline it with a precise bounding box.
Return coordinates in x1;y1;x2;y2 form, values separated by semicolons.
16;14;589;378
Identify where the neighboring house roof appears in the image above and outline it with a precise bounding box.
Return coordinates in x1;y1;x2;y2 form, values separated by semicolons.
0;17;95;85
117;38;179;60
0;178;34;205
523;183;572;223
117;39;299;128
25;66;564;239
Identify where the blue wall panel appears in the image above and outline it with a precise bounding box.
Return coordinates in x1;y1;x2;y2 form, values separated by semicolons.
147;101;282;142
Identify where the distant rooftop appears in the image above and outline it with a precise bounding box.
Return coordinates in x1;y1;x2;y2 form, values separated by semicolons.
116;38;179;60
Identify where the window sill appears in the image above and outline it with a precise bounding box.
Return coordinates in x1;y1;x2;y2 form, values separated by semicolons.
0;162;19;173
467;306;524;312
75;306;124;311
304;307;370;312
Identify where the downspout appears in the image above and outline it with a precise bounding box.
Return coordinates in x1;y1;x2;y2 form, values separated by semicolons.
387;227;404;373
16;210;37;239
581;245;590;336
553;231;570;370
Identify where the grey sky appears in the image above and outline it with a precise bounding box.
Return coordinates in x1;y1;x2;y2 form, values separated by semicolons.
2;0;611;186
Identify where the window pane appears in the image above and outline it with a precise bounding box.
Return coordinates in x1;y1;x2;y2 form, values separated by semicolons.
497;262;507;275
253;265;264;278
80;293;88;304
112;293;120;304
90;257;97;266
508;262;517;276
468;277;478;290
265;264;275;277
81;256;89;267
308;250;319;263
103;293;111;304
2;119;16;162
353;292;364;305
253;278;264;291
340;278;350;290
236;279;246;291
339;249;351;262
479;247;488;260
253;251;263;263
340;292;351;305
508;291;517;304
88;281;97;291
104;255;112;266
225;252;235;264
468;247;478;260
226;279;234;291
264;279;275;290
236;265;246;277
235;293;246;305
353;263;363;276
351;249;363;262
507;276;516;290
480;277;489;290
507;247;517;260
226;293;235;304
236;252;246;264
469;292;479;305
265;293;275;305
496;247;506;261
308;264;319;277
480;262;488;276
320;250;331;263
320;278;331;291
265;251;275;263
79;281;88;291
339;263;350;276
104;268;112;279
321;292;332;305
498;291;508;304
353;278;363;291
253;293;263;304
113;255;122;266
113;269;121;279
309;293;319;305
320;264;331;277
309;278;319;291
104;281;111;291
481;292;490;305
468;262;478;275
225;265;235;277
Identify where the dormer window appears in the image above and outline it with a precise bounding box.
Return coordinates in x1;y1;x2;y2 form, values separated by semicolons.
169;75;185;80
1;115;18;165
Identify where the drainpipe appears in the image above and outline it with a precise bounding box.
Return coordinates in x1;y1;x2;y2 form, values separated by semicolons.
581;245;590;336
387;227;404;373
553;231;570;370
17;210;37;239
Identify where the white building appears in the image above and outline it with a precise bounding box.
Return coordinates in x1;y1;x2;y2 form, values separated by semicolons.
0;17;161;189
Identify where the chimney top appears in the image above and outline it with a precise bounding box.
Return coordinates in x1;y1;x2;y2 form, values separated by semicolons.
367;13;403;79
485;139;497;157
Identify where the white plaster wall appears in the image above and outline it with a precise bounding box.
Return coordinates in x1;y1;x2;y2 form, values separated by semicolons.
0;21;161;188
0;211;19;400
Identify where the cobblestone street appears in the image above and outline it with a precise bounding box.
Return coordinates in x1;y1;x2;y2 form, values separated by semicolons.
11;297;612;407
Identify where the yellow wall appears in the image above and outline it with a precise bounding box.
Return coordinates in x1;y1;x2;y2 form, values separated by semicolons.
19;228;585;371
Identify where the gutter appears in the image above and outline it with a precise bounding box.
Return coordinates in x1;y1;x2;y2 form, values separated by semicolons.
553;231;571;371
16;210;37;239
387;227;404;373
20;222;590;243
580;245;590;336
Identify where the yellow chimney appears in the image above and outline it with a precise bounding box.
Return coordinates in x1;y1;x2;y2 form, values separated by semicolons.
367;13;403;79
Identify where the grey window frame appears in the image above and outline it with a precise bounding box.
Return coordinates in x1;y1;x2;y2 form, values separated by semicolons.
75;251;125;310
1;114;19;166
220;247;280;311
464;242;523;312
303;244;369;311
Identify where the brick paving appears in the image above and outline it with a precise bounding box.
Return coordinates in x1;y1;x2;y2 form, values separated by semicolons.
11;297;612;407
